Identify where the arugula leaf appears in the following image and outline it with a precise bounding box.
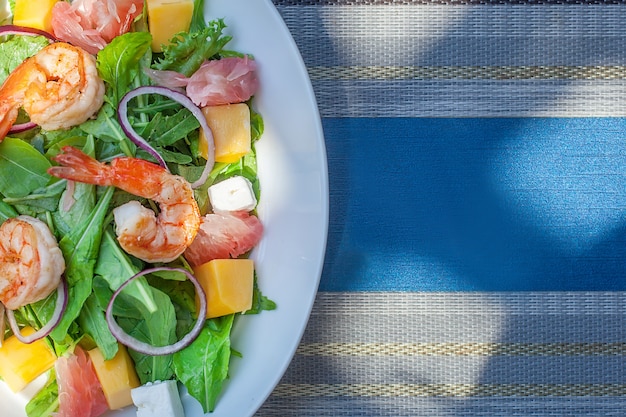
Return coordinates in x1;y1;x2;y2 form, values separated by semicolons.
3;181;65;215
189;0;207;33
244;276;277;315
153;19;231;77
140;107;200;147
95;231;179;382
25;371;58;417
118;285;177;384
173;315;234;413
80;103;129;145
97;32;152;106
50;186;114;342
77;292;119;360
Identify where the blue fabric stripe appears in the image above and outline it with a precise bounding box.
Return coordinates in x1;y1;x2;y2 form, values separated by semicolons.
320;117;626;291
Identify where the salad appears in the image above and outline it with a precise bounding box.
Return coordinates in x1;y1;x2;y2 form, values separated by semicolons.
0;0;275;415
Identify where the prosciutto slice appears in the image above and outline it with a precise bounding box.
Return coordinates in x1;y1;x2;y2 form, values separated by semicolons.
55;347;109;417
146;57;259;107
184;211;263;267
51;0;143;55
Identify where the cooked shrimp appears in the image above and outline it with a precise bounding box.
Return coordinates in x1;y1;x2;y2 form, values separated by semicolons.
48;146;201;263
0;42;105;139
0;215;65;310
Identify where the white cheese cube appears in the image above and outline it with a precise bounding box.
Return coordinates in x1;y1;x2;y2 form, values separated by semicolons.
131;380;185;417
208;175;257;212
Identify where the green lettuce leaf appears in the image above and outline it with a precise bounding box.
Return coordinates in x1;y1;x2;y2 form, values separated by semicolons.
153;19;231;77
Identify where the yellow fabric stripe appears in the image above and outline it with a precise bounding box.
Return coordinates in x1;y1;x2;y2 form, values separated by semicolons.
307;66;626;81
272;383;626;397
296;342;626;356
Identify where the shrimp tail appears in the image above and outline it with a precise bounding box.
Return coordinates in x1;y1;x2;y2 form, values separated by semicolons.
49;146;169;199
0;101;18;141
48;146;112;186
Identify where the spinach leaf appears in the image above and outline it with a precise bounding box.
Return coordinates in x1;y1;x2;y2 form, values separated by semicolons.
97;32;152;106
0;35;48;84
0;137;51;198
173;315;234;413
0;199;17;224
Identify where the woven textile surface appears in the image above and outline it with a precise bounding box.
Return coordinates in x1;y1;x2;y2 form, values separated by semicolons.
257;1;626;416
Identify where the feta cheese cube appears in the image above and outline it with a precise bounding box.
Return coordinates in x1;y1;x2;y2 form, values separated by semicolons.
208;175;257;212
131;380;185;417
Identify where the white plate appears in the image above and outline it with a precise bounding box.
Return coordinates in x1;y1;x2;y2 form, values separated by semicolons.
0;0;328;416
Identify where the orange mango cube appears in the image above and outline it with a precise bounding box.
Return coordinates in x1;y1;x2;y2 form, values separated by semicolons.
88;344;140;410
193;258;254;318
199;103;252;163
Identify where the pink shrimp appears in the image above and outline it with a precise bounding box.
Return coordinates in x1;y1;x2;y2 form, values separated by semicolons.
0;215;65;310
48;146;201;263
0;42;105;140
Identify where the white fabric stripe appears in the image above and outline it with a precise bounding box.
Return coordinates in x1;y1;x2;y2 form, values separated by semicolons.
255;292;626;416
302;292;626;343
311;79;626;117
280;356;626;384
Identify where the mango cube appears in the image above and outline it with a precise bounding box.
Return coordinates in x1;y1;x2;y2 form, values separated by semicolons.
193;259;254;319
88;344;140;410
200;103;252;163
13;0;59;33
146;0;194;52
0;327;56;392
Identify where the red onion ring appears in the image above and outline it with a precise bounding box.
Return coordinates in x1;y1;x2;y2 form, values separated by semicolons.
8;121;37;134
117;85;215;188
5;278;68;344
105;267;207;356
0;24;56;41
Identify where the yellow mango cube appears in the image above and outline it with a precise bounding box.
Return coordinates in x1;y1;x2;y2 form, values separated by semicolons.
146;0;194;52
88;344;140;410
0;327;56;392
193;259;254;319
13;0;59;33
200;103;252;163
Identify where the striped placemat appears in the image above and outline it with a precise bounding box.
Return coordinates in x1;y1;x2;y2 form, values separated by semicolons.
257;1;626;416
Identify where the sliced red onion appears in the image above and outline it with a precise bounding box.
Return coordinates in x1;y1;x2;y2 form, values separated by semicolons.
117;85;215;187
6;278;68;344
0;24;56;41
8;121;37;134
105;267;207;356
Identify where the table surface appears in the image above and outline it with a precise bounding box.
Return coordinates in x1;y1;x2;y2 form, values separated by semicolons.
257;1;626;416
